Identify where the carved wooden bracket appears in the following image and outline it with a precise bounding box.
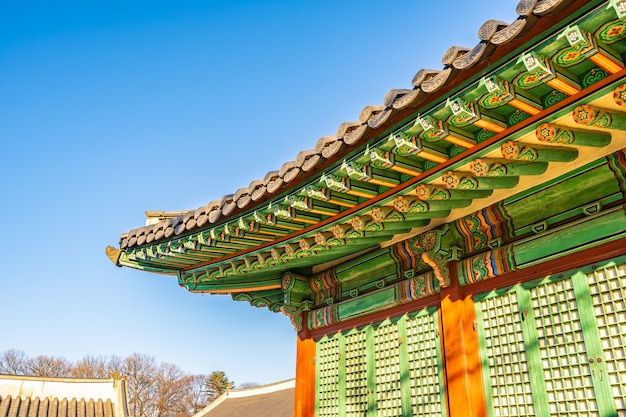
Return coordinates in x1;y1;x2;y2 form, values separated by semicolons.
281;271;314;331
413;225;462;287
421;247;462;287
281;303;312;332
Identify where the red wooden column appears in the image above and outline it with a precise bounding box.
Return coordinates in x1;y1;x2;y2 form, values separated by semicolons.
440;264;487;417
294;315;316;417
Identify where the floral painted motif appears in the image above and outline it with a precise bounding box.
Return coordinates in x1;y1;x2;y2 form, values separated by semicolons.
553;31;596;67
501;142;539;161
390;238;429;276
597;20;626;44
573;105;612;128
478;80;514;109
514;69;553;89
535;123;575;144
614;84;626;108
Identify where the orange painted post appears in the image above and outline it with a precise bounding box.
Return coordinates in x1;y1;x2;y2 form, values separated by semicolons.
294;321;316;417
440;265;487;417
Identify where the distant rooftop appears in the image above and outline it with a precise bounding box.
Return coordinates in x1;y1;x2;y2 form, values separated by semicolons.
0;375;129;417
194;379;294;417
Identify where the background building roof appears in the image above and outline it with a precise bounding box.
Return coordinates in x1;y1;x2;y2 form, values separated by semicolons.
194;379;294;417
0;375;129;417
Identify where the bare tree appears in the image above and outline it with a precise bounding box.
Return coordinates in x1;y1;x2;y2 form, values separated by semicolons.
105;354;125;376
185;374;209;413
28;355;72;377
0;349;29;375
154;362;188;417
71;354;110;378
119;353;158;417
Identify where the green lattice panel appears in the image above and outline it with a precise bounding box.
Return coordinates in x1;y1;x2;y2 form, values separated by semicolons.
405;311;445;416
374;321;402;416
477;290;535;416
344;330;368;417
316;336;340;417
530;278;599;416
586;263;626;413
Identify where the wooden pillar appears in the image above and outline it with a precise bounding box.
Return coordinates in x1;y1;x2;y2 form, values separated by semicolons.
440;264;487;417
294;314;316;417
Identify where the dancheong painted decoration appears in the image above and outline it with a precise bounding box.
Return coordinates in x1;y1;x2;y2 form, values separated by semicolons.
109;0;626;416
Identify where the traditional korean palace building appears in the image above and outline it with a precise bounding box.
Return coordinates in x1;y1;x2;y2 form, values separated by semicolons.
108;0;626;415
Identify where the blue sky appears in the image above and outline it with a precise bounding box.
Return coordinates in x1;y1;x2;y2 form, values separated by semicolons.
0;0;519;385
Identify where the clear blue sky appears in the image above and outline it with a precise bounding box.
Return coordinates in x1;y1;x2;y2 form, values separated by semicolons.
0;0;518;385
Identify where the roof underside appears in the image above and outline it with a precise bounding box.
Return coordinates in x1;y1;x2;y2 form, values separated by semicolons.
110;0;626;311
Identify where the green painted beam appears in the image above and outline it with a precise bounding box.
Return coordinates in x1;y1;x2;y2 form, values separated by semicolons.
514;207;626;267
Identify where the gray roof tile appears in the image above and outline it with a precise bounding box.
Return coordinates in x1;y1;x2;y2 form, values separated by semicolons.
0;377;126;417
195;380;294;417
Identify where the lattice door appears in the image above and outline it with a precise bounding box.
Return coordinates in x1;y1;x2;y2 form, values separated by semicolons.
374;321;402;416
475;257;626;417
476;290;535;416
585;263;626;415
316;335;340;417
405;310;446;416
529;276;601;415
345;330;367;417
314;308;445;417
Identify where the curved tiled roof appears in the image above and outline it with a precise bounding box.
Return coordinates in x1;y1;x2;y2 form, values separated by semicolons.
0;396;115;417
110;0;626;312
0;376;128;417
118;0;581;251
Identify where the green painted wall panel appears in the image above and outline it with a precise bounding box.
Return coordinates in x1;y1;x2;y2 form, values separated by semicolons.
405;310;446;416
337;253;399;293
374;322;402;415
529;277;601;414
337;287;397;322
514;208;626;267
505;163;622;230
